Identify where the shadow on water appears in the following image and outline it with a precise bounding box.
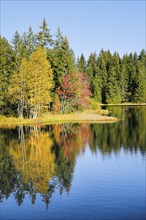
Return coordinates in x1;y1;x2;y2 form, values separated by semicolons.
0;106;146;208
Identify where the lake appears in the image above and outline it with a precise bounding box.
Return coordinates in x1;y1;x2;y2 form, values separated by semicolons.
0;106;146;220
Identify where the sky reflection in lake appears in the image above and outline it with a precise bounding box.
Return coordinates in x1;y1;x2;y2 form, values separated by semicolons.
1;106;146;220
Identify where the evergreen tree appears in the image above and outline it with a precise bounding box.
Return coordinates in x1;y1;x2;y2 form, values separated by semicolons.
106;66;121;104
133;61;146;102
20;32;30;59
54;27;64;49
51;33;75;89
127;52;139;102
26;26;36;56
87;52;97;92
92;74;102;102
96;51;108;103
36;19;53;48
77;53;86;72
120;55;130;102
11;31;22;68
11;28;36;66
87;52;102;102
0;37;15;113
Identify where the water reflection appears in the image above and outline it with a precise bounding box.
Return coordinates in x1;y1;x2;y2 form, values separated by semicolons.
0;107;146;208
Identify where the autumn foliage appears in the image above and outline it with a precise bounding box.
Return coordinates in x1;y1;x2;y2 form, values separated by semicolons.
57;72;91;113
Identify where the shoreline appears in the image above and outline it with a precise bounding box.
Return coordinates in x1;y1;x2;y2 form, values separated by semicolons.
0;110;118;128
100;103;146;106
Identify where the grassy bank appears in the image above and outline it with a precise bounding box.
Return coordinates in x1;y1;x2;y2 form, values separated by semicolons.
0;109;117;127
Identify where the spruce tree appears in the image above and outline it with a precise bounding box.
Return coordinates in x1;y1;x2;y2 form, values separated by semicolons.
11;31;22;68
77;54;86;72
51;33;75;89
26;26;36;56
0;37;15;113
106;66;121;104
36;19;53;48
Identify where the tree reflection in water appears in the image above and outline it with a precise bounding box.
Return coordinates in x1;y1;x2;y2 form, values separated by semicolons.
0;107;146;208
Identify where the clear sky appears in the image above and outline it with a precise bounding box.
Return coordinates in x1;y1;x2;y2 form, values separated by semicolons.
1;0;145;59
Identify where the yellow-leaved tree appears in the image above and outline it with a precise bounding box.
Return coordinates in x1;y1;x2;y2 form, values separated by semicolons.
8;46;53;118
8;58;29;118
9;127;55;194
28;46;53;118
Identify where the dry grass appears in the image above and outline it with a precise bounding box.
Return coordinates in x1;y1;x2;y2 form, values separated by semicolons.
0;109;118;128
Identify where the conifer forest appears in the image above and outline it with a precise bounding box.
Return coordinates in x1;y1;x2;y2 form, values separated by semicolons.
0;19;146;118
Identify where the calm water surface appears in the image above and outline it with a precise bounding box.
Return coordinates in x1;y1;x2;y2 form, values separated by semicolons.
0;107;146;220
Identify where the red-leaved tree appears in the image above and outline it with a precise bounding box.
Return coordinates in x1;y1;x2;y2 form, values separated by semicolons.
57;72;91;113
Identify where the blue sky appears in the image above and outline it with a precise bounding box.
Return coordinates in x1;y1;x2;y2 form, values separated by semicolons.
1;0;145;59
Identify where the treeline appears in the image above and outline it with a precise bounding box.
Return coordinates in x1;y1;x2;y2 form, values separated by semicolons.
83;49;146;104
0;19;146;118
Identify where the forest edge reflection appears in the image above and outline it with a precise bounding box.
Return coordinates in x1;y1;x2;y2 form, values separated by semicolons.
0;107;146;208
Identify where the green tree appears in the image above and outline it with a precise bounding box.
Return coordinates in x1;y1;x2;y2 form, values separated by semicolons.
26;26;36;55
36;19;53;48
96;51;108;103
87;52;102;102
11;31;22;68
119;54;130;102
0;37;15;113
11;28;36;66
106;66;121;104
92;74;102;102
51;33;75;89
77;53;86;72
133;63;146;102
